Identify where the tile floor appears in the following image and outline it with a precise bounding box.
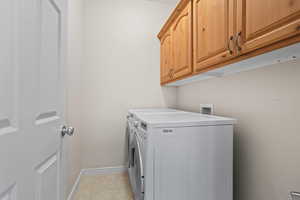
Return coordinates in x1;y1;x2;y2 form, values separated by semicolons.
74;172;134;200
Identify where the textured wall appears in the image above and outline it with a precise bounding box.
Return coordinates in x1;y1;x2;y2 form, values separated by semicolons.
81;0;176;168
66;2;300;200
65;0;84;197
176;61;300;200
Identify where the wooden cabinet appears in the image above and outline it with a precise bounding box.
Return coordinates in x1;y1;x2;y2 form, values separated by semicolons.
158;0;192;84
237;0;300;54
172;1;193;79
158;0;300;85
160;30;173;83
193;0;235;72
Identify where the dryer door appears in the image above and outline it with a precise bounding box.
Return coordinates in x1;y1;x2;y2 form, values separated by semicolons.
126;121;131;168
132;132;145;200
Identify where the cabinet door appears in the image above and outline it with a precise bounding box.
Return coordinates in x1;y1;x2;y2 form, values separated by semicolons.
194;0;235;72
160;31;173;83
237;0;300;54
172;1;192;79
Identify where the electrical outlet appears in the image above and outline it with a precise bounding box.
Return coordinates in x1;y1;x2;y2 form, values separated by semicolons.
200;104;214;115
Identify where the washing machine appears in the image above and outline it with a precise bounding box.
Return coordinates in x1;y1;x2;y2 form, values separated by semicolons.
126;108;181;197
126;108;180;167
129;111;236;200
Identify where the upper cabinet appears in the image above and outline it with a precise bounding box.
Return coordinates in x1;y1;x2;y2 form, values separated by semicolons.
160;30;173;83
158;0;300;85
237;0;300;54
172;1;193;79
158;0;192;84
193;0;235;72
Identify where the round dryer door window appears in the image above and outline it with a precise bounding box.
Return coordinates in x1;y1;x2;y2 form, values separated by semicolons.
132;132;145;200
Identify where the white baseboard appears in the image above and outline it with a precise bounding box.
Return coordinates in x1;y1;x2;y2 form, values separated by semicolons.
66;170;83;200
66;166;126;200
82;166;126;176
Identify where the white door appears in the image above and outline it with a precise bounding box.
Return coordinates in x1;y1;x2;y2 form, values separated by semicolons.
0;0;68;199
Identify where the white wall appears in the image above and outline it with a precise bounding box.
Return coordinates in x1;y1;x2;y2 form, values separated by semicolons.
65;0;84;197
67;1;300;200
81;0;176;168
176;61;300;200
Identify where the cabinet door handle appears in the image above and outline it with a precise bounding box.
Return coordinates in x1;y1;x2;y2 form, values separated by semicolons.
227;35;234;55
236;31;242;52
169;69;172;79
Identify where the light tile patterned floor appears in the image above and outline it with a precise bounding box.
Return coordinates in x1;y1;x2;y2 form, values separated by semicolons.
74;173;134;200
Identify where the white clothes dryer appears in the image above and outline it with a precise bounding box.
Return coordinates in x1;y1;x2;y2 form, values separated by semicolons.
128;111;236;200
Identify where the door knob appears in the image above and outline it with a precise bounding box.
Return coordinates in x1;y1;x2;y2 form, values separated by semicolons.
61;126;75;137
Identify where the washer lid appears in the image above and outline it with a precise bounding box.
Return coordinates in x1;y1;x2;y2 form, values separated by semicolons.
137;112;237;127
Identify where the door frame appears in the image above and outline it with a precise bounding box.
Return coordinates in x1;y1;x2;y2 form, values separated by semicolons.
59;0;68;199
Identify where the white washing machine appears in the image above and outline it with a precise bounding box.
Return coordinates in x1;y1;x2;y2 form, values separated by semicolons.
129;111;236;200
126;108;180;166
126;108;182;197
